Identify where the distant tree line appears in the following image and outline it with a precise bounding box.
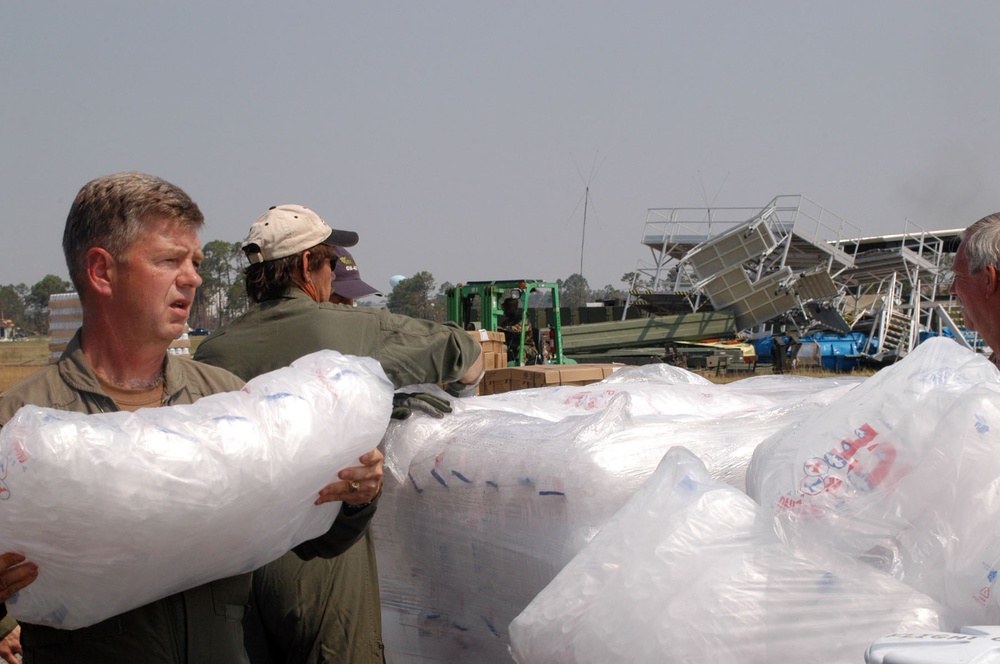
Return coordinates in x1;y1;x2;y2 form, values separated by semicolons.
189;240;248;330
0;275;73;334
1;241;643;334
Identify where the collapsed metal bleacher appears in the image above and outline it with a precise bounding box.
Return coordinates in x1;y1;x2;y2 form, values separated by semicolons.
626;195;859;330
625;195;963;361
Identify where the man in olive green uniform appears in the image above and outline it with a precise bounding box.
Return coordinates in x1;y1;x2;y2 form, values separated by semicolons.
195;204;484;664
0;175;381;663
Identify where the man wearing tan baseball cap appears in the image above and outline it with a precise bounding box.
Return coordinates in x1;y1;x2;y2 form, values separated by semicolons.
195;203;483;663
242;204;360;264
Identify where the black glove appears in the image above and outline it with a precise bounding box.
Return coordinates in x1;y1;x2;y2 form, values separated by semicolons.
391;392;453;420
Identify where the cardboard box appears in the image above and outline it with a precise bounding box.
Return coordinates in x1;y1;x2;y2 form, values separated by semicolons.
482;368;512;395
482;351;504;371
467;329;506;357
502;364;621;392
467;329;508;381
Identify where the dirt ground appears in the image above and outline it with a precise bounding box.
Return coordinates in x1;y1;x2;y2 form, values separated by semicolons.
0;338;48;392
0;337;870;393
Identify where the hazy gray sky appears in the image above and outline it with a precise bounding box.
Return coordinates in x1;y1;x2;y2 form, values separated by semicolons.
3;1;999;294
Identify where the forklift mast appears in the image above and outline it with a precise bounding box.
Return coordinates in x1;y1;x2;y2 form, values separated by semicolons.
445;280;566;365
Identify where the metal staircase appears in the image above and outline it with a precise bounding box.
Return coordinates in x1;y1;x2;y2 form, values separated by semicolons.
878;311;913;357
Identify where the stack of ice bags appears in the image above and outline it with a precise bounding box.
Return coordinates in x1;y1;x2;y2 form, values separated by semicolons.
505;338;1000;663
0;350;392;629
508;446;942;664
746;337;1000;628
376;363;863;662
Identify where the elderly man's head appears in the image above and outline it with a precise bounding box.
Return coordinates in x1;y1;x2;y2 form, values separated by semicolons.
951;213;1000;349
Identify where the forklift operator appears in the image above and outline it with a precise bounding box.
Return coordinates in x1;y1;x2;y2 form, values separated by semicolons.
499;296;541;364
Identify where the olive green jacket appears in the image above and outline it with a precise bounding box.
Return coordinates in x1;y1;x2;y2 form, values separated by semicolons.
195;290;482;664
0;330;374;663
195;290;481;391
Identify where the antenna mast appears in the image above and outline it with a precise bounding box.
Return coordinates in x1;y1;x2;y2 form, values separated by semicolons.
579;186;588;277
573;151;602;281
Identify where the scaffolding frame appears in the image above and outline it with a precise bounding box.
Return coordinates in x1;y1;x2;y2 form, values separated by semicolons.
626;195;860;329
625;196;963;361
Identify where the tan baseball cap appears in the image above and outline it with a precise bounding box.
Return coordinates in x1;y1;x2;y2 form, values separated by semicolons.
242;204;359;264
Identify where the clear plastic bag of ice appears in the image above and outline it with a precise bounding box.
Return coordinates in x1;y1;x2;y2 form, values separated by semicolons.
0;350;392;629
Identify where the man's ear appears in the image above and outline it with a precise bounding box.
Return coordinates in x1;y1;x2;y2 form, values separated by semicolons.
85;247;115;297
984;264;999;299
299;250;314;284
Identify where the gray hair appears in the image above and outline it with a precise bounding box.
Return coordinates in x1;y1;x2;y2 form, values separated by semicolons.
962;213;1000;274
63;172;204;297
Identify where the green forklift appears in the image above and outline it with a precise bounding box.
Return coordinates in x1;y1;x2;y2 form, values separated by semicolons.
445;280;570;366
